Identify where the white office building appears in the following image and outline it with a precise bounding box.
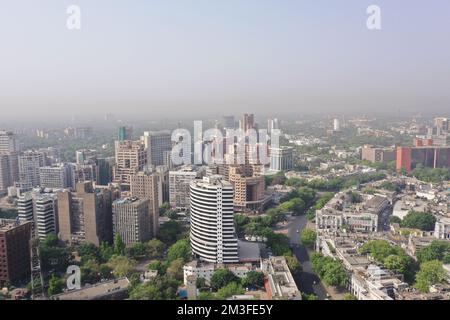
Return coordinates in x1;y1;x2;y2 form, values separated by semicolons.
189;175;238;264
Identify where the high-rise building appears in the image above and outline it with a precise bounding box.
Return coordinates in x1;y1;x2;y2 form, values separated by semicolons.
361;145;396;163
113;140;147;189
39;164;72;189
130;171;161;236
333;118;341;132
269;147;294;172
0;130;17;153
76;149;97;165
396;146;450;173
73;163;97;184
223;116;235;129
34;194;58;240
112;197;150;246
189;176;238;264
97;157;114;186
118;126;133;141
239;114;255;132
267;118;279;135
169;165;204;211
228;165;267;211
57;181;113;246
142;131;172;167
0;219;32;284
0;153;19;194
18;150;46;188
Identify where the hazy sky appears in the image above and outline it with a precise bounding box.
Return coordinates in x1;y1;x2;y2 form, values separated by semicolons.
1;0;450;121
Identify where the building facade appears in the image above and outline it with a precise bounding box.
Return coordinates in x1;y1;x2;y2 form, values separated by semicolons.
189;176;239;264
112;197;150;246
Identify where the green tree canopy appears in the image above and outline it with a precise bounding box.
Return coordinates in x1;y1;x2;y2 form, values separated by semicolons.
414;260;448;293
400;211;436;231
300;228;317;248
241;271;265;288
167;239;191;263
216;282;245;299
210;268;240;291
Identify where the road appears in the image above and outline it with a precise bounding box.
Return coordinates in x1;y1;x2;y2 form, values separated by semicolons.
287;214;328;300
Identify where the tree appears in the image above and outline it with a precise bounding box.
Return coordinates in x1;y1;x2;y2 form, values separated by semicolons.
400;211;436;231
166;258;184;281
302;293;318;300
129;276;179;300
126;242;148;259
148;260;166;275
216;282;245;299
198;291;216;300
158;220;183;244
297;187;316;206
78;243;101;263
146;239;165;259
383;255;410;275
414;260;448;293
47;275;65;296
210;269;240;290
343;294;358;300
322;260;348;287
196;277;207;289
311;253;348;287
114;234;125;255
300;228;317;248
417;241;450;264
99;242;114;262
266;233;291;256
167;239;191;263
314;193;335;210
280;198;305;215
389;215;402;225
106;255;136;277
241;271;265;288
284;255;302;277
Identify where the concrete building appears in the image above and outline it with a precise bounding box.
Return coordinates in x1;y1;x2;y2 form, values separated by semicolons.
51;277;130;300
18;191;59;240
190;176;239;264
435;217;450;240
316;192;389;233
169;165;203;211
118;126;133;141
76;149;97;165
18;151;46;188
130;170;161;236
239;114;255;132
34;194;58;240
228;165;267;211
0;220;32;285
183;260;256;285
0;130;17;154
113;140;147;189
261;256;302;300
269;147;294;172
267;118;279;135
396;145;450;173
113;197;151;246
39;164;72;189
142;131;172;167
361;145;397;163
57;182;113;246
223;116;235;129
0;152;19;194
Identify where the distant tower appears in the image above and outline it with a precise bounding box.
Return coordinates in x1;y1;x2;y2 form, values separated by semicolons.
333;118;341;132
118;126;133;141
